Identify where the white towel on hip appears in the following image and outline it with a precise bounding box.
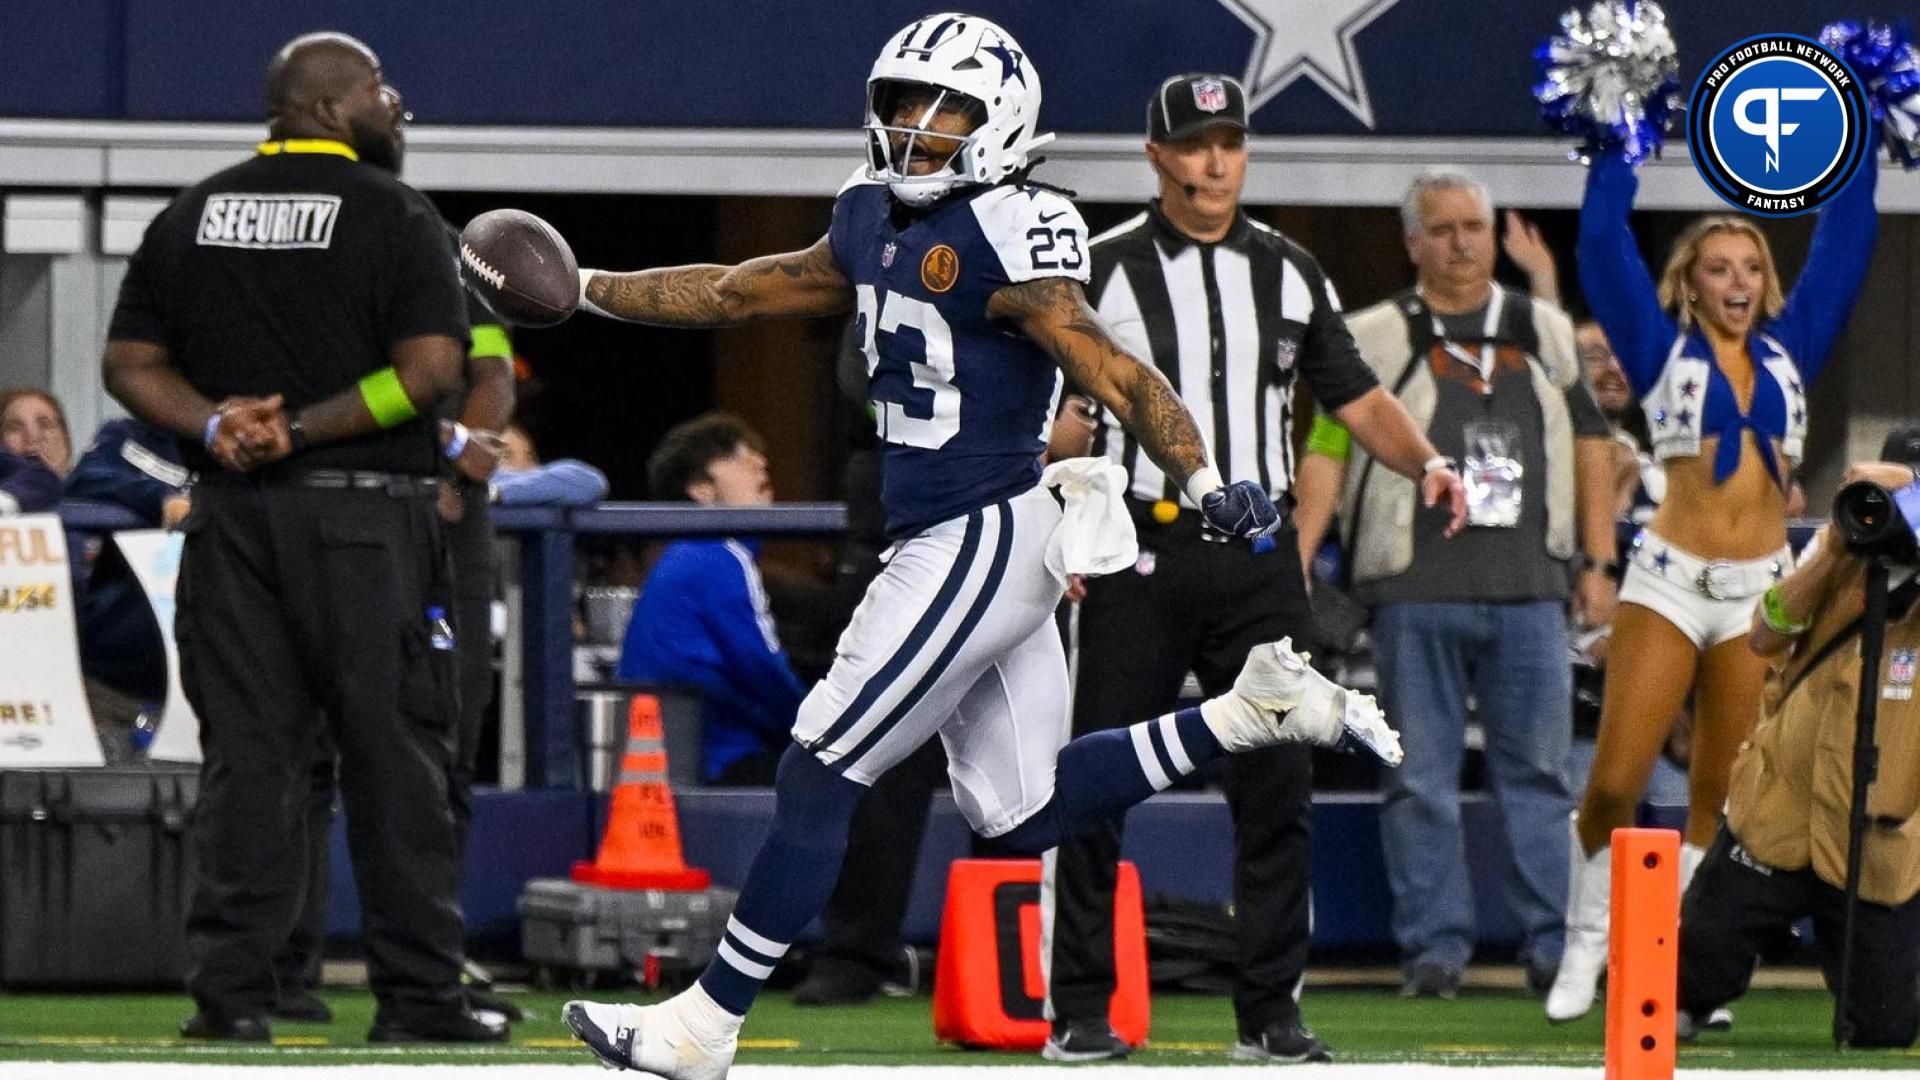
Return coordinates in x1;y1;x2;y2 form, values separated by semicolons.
1040;458;1139;585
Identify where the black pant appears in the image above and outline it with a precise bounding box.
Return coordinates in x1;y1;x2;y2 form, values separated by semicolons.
1048;508;1314;1035
1681;826;1920;1048
178;482;465;1023
273;484;495;993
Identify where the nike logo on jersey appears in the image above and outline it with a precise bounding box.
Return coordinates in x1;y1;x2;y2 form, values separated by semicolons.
1038;210;1068;223
197;194;342;250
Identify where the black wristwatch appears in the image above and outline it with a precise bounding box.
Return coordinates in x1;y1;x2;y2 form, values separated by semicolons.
287;417;309;454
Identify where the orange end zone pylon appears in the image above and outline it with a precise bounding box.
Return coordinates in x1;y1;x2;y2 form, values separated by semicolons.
1606;827;1680;1080
572;693;711;891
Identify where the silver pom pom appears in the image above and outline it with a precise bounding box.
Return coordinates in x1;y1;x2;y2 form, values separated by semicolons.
1535;1;1683;165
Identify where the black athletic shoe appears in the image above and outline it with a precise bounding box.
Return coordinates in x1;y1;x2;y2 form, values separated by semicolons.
179;1012;271;1042
367;1008;509;1044
1400;961;1462;1001
269;991;334;1023
792;958;882;1007
1232;1018;1333;1063
1041;1018;1131;1062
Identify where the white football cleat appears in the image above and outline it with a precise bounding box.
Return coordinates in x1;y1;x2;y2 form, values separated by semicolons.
1205;638;1403;766
564;990;738;1080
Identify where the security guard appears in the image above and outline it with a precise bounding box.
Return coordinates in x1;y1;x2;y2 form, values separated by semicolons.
102;32;501;1044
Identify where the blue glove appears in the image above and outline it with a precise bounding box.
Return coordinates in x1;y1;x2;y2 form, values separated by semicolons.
1200;480;1281;541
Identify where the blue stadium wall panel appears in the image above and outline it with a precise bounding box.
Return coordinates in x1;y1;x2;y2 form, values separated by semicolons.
326;788;1674;954
1;0;1865;134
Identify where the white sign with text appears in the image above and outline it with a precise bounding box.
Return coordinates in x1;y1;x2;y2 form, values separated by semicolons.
0;515;102;766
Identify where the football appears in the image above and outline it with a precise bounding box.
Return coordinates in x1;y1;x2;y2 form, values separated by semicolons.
459;209;579;328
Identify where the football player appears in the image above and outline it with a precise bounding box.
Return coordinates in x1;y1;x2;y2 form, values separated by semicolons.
561;14;1402;1077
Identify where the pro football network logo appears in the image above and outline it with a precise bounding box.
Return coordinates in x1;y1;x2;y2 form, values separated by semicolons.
1686;34;1871;218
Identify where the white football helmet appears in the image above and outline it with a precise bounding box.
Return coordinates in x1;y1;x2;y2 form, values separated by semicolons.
864;13;1052;207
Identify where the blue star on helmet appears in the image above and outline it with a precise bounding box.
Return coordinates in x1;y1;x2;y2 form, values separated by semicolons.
982;38;1026;86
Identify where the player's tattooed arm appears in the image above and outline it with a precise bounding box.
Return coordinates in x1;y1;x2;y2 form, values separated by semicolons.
991;276;1210;483
583;236;853;327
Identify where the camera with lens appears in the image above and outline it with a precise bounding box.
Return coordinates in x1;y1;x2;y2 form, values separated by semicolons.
1833;478;1920;562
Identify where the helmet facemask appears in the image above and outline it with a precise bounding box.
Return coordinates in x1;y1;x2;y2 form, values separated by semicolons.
865;78;989;207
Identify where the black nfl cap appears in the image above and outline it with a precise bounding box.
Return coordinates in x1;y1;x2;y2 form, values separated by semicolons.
1881;423;1920;469
1148;73;1248;142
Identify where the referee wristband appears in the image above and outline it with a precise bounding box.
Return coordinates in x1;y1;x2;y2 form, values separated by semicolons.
358;368;417;428
1760;585;1808;635
202;411;223;449
1422;454;1455;475
444;422;470;461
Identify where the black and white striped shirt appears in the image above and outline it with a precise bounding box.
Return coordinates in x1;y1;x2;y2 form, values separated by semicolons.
1086;203;1377;505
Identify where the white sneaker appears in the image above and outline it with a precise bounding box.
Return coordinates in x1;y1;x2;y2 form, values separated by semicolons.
1203;638;1403;766
564;989;738;1079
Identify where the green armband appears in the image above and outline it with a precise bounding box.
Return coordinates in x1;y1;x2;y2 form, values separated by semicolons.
1305;413;1352;461
468;323;513;361
358;367;417;428
1759;585;1808;636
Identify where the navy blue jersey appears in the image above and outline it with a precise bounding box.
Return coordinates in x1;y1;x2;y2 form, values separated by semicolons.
829;172;1091;536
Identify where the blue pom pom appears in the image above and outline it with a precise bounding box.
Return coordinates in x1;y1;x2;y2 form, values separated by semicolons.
1821;19;1920;170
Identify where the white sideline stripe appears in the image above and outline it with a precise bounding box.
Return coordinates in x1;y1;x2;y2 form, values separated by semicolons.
1129;722;1172;791
0;1064;1893;1079
716;938;775;980
726;916;789;959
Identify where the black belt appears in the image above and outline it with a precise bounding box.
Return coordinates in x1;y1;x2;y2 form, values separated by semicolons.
1124;493;1294;544
202;468;438;496
293;469;438;495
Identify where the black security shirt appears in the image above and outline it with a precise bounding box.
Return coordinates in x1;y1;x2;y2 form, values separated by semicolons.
109;141;467;475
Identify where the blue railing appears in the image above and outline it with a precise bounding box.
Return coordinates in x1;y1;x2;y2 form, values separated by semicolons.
59;498;847;789
459;503;845;787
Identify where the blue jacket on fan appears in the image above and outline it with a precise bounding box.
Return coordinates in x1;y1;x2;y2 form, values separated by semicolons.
615;538;808;782
64;419;188;702
0;447;61;515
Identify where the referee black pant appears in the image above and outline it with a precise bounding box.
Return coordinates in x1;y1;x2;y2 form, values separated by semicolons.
1046;504;1314;1037
178;480;466;1024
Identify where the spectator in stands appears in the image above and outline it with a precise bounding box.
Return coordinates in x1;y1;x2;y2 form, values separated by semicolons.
1;387;74;477
616;413;807;784
63;418;191;762
1295;168;1618;1000
0;446;60;516
491;421;607;506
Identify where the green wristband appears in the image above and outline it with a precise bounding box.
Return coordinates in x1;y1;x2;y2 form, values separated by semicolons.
468;323;513;361
358;367;417;428
1760;585;1808;635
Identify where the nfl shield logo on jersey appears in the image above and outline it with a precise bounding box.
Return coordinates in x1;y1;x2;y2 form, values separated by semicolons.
1887;649;1917;701
1274;339;1298;374
881;241;897;268
1192;78;1228;113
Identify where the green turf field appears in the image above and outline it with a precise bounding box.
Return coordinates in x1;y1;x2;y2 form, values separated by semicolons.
2;987;1918;1070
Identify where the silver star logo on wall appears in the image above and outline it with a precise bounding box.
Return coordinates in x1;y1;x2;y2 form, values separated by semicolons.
1217;0;1404;128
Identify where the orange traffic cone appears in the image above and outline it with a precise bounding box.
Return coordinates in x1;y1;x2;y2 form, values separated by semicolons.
572;693;711;891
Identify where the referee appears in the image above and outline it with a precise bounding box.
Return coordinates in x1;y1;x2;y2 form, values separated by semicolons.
1042;74;1463;1063
102;32;502;1044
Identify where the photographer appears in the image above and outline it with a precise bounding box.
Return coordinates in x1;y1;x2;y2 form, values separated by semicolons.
1677;446;1920;1047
